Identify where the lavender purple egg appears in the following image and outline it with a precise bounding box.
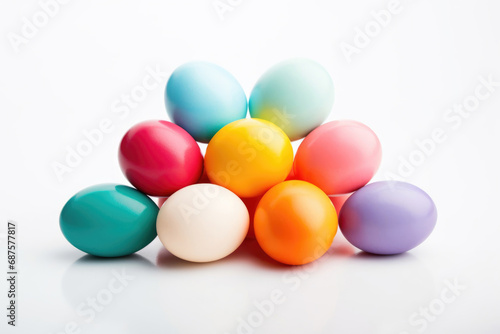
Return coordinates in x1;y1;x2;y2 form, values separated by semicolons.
339;181;437;255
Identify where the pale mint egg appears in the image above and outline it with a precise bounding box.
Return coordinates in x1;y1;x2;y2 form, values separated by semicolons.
249;58;334;141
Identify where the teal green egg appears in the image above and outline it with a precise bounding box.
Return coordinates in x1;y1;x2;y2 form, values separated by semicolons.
60;184;159;257
249;58;334;141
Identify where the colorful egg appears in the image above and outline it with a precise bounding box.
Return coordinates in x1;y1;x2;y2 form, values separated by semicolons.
285;167;296;181
119;120;203;196
254;180;338;265
205;118;293;198
156;184;249;262
329;193;352;217
60;184;159;257
249;58;334;141
157;197;168;207
241;195;262;239
294;120;382;195
339;181;437;255
197;166;211;184
165;61;247;143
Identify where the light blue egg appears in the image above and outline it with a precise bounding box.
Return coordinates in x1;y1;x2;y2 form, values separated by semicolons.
60;184;159;257
249;58;334;141
165;62;247;143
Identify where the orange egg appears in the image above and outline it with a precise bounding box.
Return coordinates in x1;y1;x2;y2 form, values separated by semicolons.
254;180;338;265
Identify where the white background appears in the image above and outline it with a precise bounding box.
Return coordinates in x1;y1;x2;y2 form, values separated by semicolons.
1;0;500;333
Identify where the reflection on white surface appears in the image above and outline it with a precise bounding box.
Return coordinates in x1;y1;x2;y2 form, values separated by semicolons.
60;254;176;334
49;238;436;334
1;225;498;334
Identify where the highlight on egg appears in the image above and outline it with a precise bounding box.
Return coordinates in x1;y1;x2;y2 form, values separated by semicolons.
249;58;335;141
204;118;294;198
156;183;249;263
165;61;248;143
339;181;437;255
118;120;203;197
59;184;159;257
294;120;382;195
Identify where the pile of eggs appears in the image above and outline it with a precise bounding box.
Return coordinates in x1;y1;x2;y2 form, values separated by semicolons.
60;59;437;265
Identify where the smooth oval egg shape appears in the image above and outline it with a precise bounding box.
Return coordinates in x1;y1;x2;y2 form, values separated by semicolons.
119;120;203;196
339;181;437;255
254;180;338;265
156;184;249;263
294;120;382;195
249;58;334;141
204;118;293;198
60;184;159;257
165;61;247;143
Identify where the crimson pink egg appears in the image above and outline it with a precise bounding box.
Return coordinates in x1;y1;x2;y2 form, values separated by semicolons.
119;120;203;196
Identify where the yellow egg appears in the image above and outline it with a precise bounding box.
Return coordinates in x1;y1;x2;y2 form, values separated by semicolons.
205;118;293;198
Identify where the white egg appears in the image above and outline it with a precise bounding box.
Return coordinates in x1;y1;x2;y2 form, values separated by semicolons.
156;183;249;262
